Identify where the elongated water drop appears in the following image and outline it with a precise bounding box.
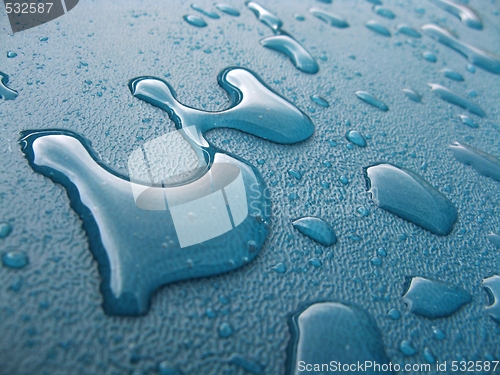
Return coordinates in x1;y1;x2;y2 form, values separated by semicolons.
421;24;500;75
346;130;367;147
402;88;422;102
365;163;457;235
422;51;437;63
286;302;392;375
458;115;478;128
2;251;29;269
483;275;500;324
403;276;471;318
373;5;396;19
261;35;319;74
229;354;265;374
442;68;464;81
246;1;282;31
309;8;349;28
396;24;421;38
428;83;485;117
215;4;240;16
0;222;12;238
310;94;329;107
191;4;219;19
428;0;482;30
355;91;389;111
183;14;208;27
292;217;337;246
365;20;391;37
0;72;18;100
449;141;500;181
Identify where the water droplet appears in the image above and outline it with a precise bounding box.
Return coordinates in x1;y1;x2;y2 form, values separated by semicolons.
0;222;13;238
373;6;395;19
399;340;418;356
442;68;464;81
402;88;422;102
458;115;478;128
246;1;282;31
308;257;322;268
158;361;183;375
487;233;500;248
218;322;234;338
365;20;391;37
288;169;302;180
423;347;436;364
422;51;437;63
432;326;446;340
355;90;389;111
357;207;370;216
370;256;382;266
2;251;29;269
421;24;500;75
310;94;329;107
271;262;287;274
482;275;500;324
6;51;17;58
395;24;421;38
309;8;349;28
39;36;49;42
428;83;485;117
428;0;482;30
466;64;476;73
229;353;265;374
294;14;305;21
183;15;207;27
403;276;472;318
20;67;313;316
191;4;220;19
316;0;332;3
346;130;367;147
215;4;240;17
387;308;401;320
449;141;500;181
339;175;349;185
260;35;319;74
287;302;392;374
365;163;457;235
292;217;337;246
0;72;19;100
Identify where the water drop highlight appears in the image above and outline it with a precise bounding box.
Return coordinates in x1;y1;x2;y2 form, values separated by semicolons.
355;91;389;111
292;217;337;246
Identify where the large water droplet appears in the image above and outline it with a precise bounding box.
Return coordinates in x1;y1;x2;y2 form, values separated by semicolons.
403;276;471;318
246;1;282;31
183;14;208;27
215;4;240;17
355;91;389;111
0;72;19;100
229;353;265;374
346;130;367;147
442;68;464;81
292;217;337;246
448;141;500;181
395;24;421;38
365;20;391;37
2;251;29;269
458;115;478;128
191;4;220;19
309;8;349;28
428;0;482;30
0;222;13;238
483;275;500;324
261;35;319;74
428;83;485;117
373;5;396;19
402;88;422;102
286;302;392;375
20;67;313;316
421;24;500;75
365;163;457;235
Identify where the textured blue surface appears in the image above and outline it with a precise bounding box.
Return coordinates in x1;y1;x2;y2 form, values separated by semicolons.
1;0;500;374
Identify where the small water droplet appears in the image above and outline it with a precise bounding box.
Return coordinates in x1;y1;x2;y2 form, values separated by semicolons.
402;88;422;102
482;275;500;324
373;5;396;19
288;169;302;180
432;326;446;340
357;207;370;216
428;83;485;117
218;322;234;338
183;15;207;27
228;353;265;374
458;114;478;128
365;20;391;37
355;91;389;111
370;256;382;266
422;51;437;63
294;14;305;21
215;4;240;17
421;24;500;75
39;37;49;42
310;94;329;107
387;308;401;320
308;257;322;268
246;1;282;31
399;340;418;356
403;276;472;318
292;217;337;246
309;8;349;28
365;163;457;235
0;222;13;238
449;141;500;181
158;361;183;375
261;35;319;74
0;72;18;100
339;175;349;185
423;347;436;364
428;0;482;29
442;68;464;81
346;130;367;147
2;251;29;269
191;4;220;19
466;64;476;73
7;51;17;58
487;233;500;248
271;262;287;274
395;24;421;38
